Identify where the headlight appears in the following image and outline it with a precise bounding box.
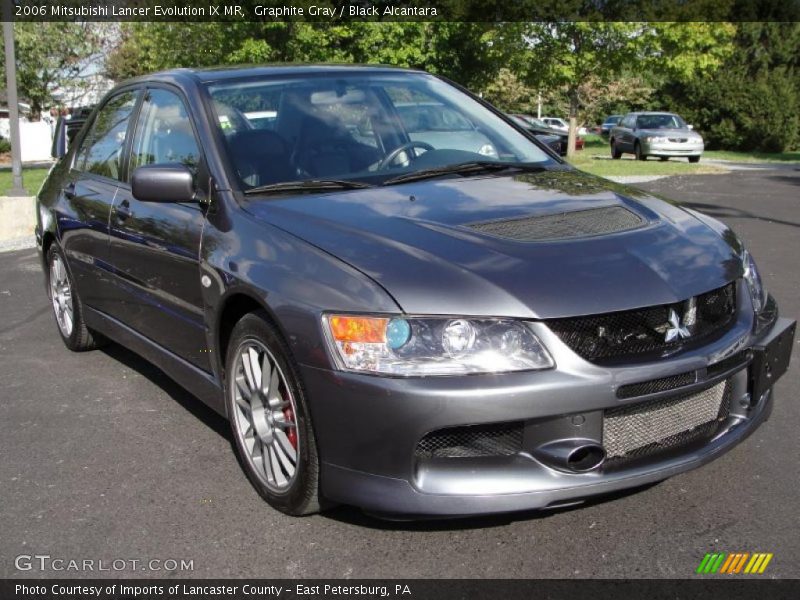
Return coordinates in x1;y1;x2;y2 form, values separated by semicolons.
742;249;767;313
323;315;554;376
645;136;669;143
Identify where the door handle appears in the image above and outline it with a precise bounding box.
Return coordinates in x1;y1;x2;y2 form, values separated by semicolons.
63;183;76;200
116;199;132;222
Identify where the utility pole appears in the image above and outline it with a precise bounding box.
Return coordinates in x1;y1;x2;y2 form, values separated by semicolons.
3;0;27;196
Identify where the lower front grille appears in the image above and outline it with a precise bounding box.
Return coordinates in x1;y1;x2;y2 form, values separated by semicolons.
415;422;523;459
604;380;731;463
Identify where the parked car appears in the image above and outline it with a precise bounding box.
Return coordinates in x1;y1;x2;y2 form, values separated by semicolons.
509;114;584;151
541;116;568;131
507;114;565;156
599;114;622;137
38;66;794;518
610;111;704;162
542;116;588;136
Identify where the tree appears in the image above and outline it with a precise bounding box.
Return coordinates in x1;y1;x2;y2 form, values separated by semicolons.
482;68;539;114
660;22;800;152
104;22;505;91
519;23;734;156
0;23;110;119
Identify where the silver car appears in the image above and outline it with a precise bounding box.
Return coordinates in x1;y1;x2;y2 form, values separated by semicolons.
611;111;704;162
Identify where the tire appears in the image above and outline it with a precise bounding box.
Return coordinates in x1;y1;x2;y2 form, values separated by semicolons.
635;142;646;161
660;157;669;162
689;156;700;163
46;244;104;351
225;311;321;515
610;140;622;159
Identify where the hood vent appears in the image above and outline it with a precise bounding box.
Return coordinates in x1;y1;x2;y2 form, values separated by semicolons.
467;205;645;241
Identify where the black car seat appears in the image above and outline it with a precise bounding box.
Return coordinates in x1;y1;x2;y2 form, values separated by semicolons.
292;112;379;178
226;130;294;187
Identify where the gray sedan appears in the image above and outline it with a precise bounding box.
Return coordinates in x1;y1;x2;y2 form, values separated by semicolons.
610;111;704;162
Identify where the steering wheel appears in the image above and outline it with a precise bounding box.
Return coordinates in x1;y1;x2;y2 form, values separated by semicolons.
378;141;435;170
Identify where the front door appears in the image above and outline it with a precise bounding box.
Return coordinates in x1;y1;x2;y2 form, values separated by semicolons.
107;87;210;371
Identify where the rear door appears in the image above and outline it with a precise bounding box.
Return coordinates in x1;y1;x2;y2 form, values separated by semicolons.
59;89;140;315
107;86;210;370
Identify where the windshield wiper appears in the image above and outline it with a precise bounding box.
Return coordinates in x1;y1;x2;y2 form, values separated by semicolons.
382;162;545;186
243;179;373;196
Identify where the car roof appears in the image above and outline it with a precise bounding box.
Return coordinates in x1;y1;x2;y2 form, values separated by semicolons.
626;111;679;117
122;64;427;88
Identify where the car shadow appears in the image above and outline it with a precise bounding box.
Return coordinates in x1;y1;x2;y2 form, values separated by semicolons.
680;201;800;229
768;173;800;186
100;342;230;440
322;481;662;532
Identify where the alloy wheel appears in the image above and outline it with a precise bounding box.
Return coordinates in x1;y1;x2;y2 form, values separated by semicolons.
230;340;299;492
49;254;74;338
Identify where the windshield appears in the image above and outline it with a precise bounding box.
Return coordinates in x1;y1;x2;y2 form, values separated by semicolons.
205;72;554;191
635;114;687;130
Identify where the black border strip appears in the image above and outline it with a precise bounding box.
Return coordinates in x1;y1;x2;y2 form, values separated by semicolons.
4;0;800;23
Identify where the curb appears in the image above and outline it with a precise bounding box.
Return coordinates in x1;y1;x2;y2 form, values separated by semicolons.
0;196;36;246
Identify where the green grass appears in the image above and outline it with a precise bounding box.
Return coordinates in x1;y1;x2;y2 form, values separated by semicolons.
571;133;798;176
569;136;725;177
0;168;50;196
702;150;800;163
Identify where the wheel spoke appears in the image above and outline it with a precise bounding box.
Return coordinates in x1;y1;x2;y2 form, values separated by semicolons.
241;349;258;392
266;369;284;409
274;429;297;462
272;439;295;475
268;446;288;487
260;352;272;397
273;417;296;430
261;440;275;483
248;347;263;389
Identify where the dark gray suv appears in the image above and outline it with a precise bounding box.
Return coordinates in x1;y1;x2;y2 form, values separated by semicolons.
37;66;794;518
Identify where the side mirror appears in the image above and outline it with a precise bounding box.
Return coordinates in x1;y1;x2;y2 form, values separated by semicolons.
131;164;195;203
687;124;694;130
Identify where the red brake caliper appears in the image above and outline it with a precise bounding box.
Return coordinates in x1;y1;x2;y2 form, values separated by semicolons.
283;396;298;449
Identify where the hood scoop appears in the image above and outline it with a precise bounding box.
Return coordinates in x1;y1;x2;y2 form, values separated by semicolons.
466;205;646;242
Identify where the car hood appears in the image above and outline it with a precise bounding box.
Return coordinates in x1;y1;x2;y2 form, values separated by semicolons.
638;128;703;140
243;169;741;319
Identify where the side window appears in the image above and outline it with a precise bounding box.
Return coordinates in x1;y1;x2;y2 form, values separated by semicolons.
74;90;138;179
129;88;201;174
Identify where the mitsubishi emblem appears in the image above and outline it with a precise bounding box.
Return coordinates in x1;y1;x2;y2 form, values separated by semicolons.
664;308;691;342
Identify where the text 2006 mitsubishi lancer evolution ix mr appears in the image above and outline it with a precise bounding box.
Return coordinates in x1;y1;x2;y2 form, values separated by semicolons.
37;66;795;518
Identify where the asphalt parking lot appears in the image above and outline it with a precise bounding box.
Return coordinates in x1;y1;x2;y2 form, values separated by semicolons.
1;167;798;579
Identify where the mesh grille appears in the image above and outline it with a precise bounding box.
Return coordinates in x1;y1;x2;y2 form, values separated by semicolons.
467;206;645;241
604;380;731;461
547;283;736;364
415;422;523;459
616;371;697;399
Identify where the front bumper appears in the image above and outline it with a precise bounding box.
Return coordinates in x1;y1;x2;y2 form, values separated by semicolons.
641;139;704;157
304;310;794;517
